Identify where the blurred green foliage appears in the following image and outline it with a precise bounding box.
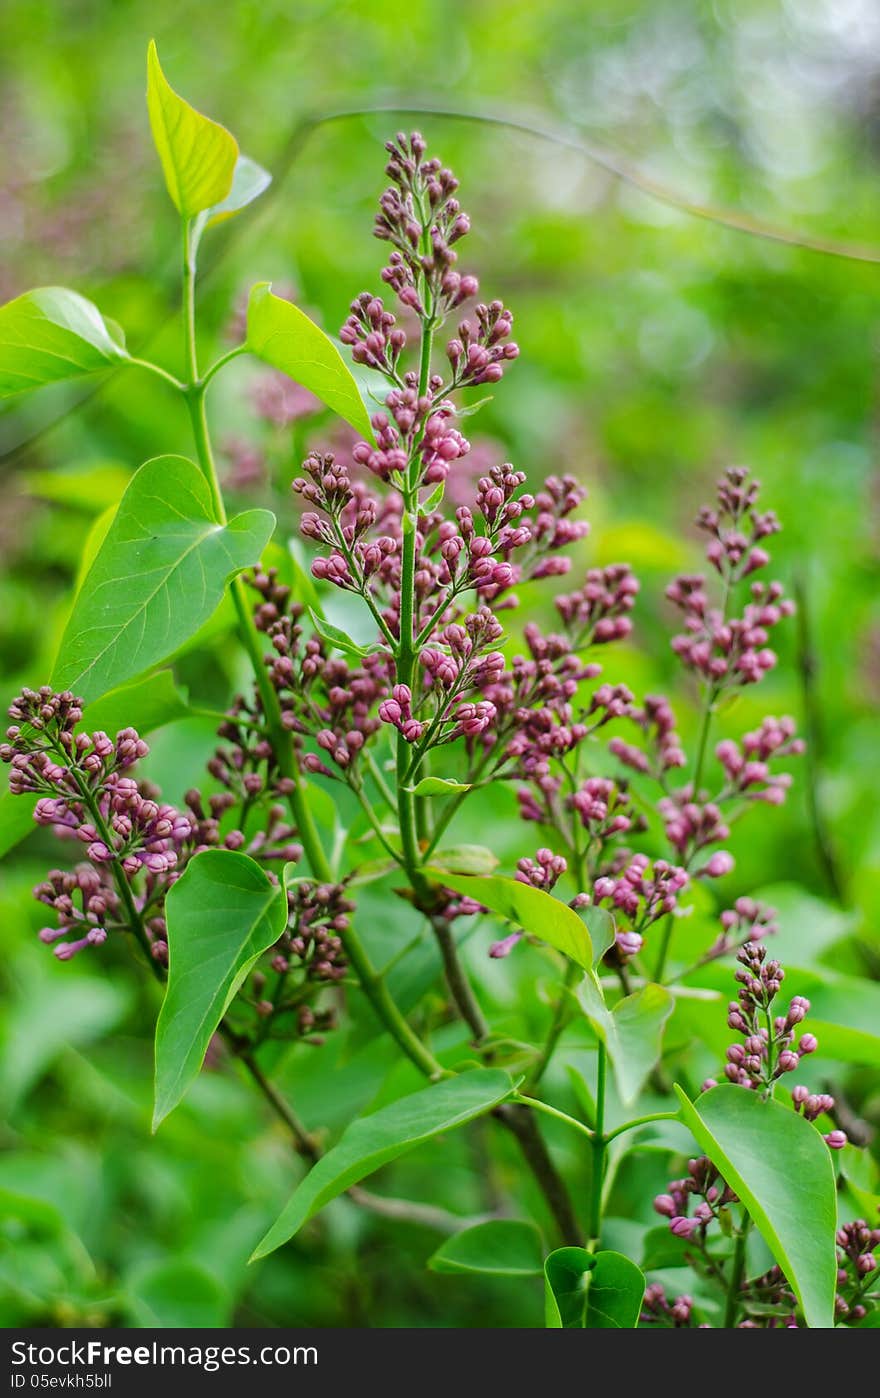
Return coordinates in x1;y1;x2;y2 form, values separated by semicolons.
1;0;879;1327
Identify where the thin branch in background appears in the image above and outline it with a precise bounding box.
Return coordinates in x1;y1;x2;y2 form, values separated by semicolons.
793;570;845;903
5;94;880;469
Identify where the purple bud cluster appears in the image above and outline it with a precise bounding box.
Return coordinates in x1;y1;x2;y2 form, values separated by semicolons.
696;897;777;968
640;1285;699;1328
708;943;846;1147
716;717;805;806
591;853;690;962
653;1154;738;1242
3;687;308;978
834;1221;880;1323
667;468;794;688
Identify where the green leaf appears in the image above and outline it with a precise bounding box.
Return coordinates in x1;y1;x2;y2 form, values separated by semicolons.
428;1220;544;1277
146;40;238;218
421;480;446;512
1;975;131;1115
126;1259;230;1328
577;978;674;1106
544;1247;645;1328
154;850;288;1128
308;608;379;661
0;790;36;861
246;282;374;439
85;670;191;736
203;153;271;228
425;871;597;969
430;845;499;875
675;1084;837;1328
26;461;131;512
251;1069;516;1259
0;287;129;399
53;454;274;704
405;777;472;797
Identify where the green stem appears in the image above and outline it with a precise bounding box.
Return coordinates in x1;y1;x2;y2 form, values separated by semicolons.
653;912;675;984
602;1111;680;1145
200;344;248;390
588;1043;607;1245
526;961;580;1090
511;1092;594;1143
127;357;185;392
723;1222;749;1328
350;781;405;865
62;759;161;981
691;686;717;799
395;522;424;886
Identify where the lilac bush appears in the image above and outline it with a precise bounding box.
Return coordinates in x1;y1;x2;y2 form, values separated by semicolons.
0;44;874;1331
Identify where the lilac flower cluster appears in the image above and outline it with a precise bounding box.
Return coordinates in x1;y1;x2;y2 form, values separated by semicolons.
667;467;793;688
3;685;357;1047
709;943;844;1148
835;1221;880;1324
653;1153;738;1243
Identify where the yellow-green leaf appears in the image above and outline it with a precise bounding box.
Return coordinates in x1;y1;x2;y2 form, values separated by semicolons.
146;40;238;218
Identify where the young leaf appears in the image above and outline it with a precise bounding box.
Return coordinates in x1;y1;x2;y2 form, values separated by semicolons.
405;777;472;797
428;1220;544;1277
155;851;288;1128
308;608;379;660
251;1069;516;1259
675;1084;837;1328
425;871;596;969
544;1247;645;1328
421;480;446;512
146;40;238;218
203;153;271;228
53;455;274;704
0;287;129;399
246;283;374;440
577;978;675;1106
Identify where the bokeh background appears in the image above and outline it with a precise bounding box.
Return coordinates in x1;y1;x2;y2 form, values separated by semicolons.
1;0;879;1327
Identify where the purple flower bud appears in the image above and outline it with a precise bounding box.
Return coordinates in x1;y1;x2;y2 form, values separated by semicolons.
824;1130;847;1150
653;1194;677;1217
670;1216;699;1239
489;930;522;959
703;851;734;878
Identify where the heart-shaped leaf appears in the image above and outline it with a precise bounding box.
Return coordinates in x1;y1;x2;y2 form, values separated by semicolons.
53;454;274;703
675;1084;837;1328
0;287;129;399
146;40;238;218
544;1247;645;1328
426;871;601;970
578;978;675;1105
428;1219;544;1277
247;282;374;440
251;1069;516;1259
155;851;288;1128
